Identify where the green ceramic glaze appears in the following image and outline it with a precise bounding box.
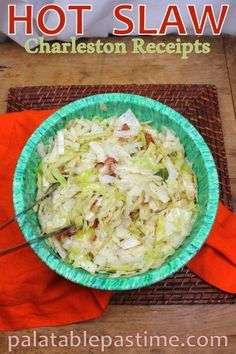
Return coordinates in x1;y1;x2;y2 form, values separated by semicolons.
13;94;219;290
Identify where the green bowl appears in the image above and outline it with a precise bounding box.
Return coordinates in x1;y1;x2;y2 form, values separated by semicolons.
13;94;219;290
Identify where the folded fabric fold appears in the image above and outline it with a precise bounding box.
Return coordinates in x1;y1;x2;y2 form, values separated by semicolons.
188;202;236;293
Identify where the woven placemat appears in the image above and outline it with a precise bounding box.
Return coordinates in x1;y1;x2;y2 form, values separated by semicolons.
7;84;236;304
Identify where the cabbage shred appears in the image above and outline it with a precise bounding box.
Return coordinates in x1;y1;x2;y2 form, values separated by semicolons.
36;110;197;277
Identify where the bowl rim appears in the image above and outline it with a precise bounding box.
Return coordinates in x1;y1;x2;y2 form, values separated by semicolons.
13;93;219;290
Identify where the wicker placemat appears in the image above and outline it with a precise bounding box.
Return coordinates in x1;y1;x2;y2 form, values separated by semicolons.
7;84;236;304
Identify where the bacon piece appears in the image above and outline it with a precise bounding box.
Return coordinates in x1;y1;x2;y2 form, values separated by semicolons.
95;162;104;169
90;200;98;213
104;157;117;177
129;210;139;221
145;132;154;146
91;234;97;242
121;123;130;131
92;219;99;228
58;165;65;173
109;170;116;177
104;157;117;165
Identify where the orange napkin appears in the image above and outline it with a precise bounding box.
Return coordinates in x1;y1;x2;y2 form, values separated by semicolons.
188;202;236;293
0;110;112;331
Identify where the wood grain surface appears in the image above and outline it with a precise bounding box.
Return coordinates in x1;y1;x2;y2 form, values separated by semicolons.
0;35;236;353
0;305;236;353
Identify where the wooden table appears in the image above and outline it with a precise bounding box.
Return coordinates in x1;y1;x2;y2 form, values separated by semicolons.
0;36;236;353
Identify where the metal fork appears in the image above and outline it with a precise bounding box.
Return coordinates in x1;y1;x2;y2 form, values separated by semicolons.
0;182;60;231
0;225;76;257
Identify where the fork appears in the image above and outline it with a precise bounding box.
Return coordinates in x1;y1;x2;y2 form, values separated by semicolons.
0;182;60;231
0;224;76;257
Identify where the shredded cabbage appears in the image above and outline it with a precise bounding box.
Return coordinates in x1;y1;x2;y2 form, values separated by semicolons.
36;110;197;277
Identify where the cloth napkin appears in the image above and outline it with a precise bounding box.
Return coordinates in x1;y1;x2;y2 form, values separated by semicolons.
0;109;236;331
0;109;112;331
188;202;236;293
